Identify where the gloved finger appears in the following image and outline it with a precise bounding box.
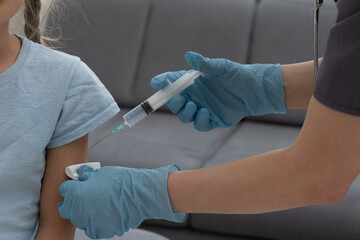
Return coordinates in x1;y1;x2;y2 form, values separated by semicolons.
84;226;99;240
58;200;70;219
178;101;197;123
209;119;220;131
58;195;73;220
167;95;187;114
185;51;227;76
72;218;86;232
115;225;129;237
58;181;79;220
150;71;188;89
77;165;96;181
67;199;88;230
59;180;77;198
94;226;117;239
194;108;211;131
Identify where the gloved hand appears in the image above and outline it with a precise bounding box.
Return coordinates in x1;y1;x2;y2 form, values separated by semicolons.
150;51;287;131
58;165;186;239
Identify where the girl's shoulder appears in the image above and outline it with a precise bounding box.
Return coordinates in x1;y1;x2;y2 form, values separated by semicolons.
21;38;97;91
16;38;104;105
26;38;81;72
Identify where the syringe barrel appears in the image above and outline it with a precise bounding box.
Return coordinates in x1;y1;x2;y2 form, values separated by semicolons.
122;104;147;128
147;71;202;110
122;71;202;128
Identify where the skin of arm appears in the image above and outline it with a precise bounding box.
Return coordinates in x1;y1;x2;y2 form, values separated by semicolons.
35;135;88;240
168;96;360;214
281;59;323;109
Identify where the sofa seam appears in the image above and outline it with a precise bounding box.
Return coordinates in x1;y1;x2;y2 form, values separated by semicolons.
131;0;154;94
245;0;261;64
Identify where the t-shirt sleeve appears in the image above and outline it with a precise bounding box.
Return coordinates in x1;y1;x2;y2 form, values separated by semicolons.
47;61;120;149
313;1;360;116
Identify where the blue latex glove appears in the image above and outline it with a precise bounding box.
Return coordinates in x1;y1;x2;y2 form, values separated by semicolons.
58;165;186;239
150;51;287;131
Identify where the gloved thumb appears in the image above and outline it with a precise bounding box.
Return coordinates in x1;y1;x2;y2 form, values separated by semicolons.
150;71;189;90
77;165;97;181
185;51;227;76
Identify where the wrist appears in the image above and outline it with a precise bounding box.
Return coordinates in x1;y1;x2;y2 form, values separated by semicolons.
281;60;318;109
276;64;288;114
247;63;287;116
144;165;187;222
167;171;182;213
167;168;209;214
164;165;188;221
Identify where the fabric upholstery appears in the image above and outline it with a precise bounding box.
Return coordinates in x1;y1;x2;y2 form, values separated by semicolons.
48;0;151;105
250;0;337;64
131;0;256;106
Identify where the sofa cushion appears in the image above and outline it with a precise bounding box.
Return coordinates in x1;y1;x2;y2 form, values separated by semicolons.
131;0;256;106
48;0;151;105
191;175;360;240
200;120;301;168
88;108;235;171
250;0;337;64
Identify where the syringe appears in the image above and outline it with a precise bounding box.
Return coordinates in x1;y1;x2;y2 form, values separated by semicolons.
88;70;203;149
113;70;203;132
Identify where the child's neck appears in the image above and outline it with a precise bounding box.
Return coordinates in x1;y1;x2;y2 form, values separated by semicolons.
0;23;21;74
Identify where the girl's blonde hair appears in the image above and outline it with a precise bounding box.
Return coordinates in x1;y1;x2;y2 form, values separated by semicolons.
24;0;43;44
10;0;57;45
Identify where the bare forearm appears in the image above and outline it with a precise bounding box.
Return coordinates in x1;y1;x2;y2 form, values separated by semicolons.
282;59;322;109
168;147;332;214
168;97;360;215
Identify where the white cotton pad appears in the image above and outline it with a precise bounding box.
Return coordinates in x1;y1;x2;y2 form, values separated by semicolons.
65;162;101;180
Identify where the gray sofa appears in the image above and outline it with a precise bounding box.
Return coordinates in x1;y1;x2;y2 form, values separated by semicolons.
50;0;360;239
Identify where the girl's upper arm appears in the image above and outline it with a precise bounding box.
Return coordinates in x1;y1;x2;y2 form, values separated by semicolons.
35;135;88;240
290;96;360;201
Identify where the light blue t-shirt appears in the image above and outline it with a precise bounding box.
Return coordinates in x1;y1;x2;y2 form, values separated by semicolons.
0;37;120;239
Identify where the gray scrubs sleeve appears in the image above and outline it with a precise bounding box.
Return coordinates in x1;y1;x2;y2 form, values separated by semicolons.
313;0;360;116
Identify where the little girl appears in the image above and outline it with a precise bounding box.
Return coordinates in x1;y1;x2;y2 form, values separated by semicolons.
0;0;119;239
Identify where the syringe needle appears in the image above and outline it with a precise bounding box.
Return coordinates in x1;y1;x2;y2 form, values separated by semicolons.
89;132;113;149
89;123;127;149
